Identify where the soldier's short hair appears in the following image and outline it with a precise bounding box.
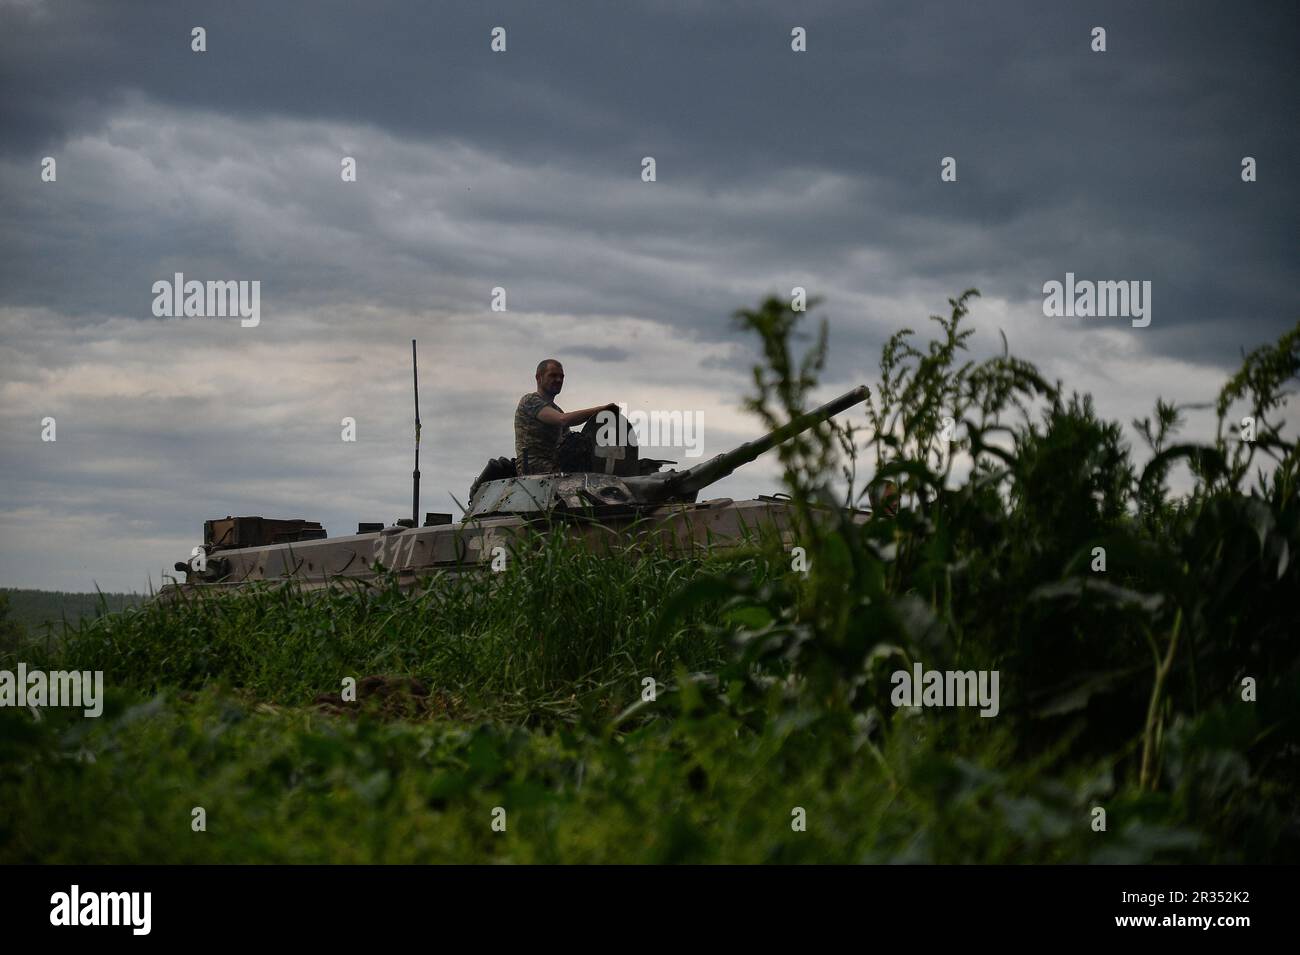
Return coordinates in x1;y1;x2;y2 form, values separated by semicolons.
536;358;562;378
871;479;901;516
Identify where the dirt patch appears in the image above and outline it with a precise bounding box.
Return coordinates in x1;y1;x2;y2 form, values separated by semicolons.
313;674;463;721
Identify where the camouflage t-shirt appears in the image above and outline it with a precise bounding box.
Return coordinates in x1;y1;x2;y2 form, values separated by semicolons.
514;392;564;474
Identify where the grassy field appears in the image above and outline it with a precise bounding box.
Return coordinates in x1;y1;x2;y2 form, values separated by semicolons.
0;588;143;639
2;294;1296;863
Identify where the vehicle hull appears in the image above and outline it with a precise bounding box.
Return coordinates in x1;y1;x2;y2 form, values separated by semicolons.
159;498;813;598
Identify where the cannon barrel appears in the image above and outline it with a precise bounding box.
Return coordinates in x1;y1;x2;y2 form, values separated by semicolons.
627;384;870;500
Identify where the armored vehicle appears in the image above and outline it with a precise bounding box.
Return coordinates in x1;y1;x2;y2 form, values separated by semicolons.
161;385;870;596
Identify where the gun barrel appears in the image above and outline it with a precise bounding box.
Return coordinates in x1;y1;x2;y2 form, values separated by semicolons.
667;384;870;495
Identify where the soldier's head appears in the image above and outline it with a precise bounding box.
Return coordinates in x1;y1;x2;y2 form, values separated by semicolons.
871;479;900;518
536;359;564;398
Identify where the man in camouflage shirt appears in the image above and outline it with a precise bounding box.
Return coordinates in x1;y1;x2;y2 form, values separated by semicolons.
515;359;618;474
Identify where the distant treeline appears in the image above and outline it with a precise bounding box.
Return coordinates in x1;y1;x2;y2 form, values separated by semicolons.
0;588;144;638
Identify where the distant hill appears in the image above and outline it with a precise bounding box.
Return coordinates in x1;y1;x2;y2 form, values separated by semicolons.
0;588;145;636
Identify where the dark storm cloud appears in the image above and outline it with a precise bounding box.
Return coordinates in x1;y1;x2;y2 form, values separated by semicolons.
2;0;1295;361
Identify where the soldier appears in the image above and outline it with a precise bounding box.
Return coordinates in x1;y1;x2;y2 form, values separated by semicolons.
515;359;618;474
870;479;901;518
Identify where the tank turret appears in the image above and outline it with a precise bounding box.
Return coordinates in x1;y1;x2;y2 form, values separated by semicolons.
464;385;870;519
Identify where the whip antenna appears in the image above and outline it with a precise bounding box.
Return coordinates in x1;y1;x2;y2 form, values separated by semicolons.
412;339;421;527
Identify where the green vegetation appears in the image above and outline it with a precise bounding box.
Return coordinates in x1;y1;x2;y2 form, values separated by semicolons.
1;294;1296;863
0;588;144;643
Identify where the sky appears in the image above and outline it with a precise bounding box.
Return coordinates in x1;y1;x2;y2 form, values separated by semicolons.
0;0;1296;592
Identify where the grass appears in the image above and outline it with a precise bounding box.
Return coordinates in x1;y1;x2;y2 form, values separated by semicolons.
0;589;143;651
0;679;1228;864
41;533;751;724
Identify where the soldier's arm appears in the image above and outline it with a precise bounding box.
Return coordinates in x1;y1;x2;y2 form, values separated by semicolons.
537;403;618;428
